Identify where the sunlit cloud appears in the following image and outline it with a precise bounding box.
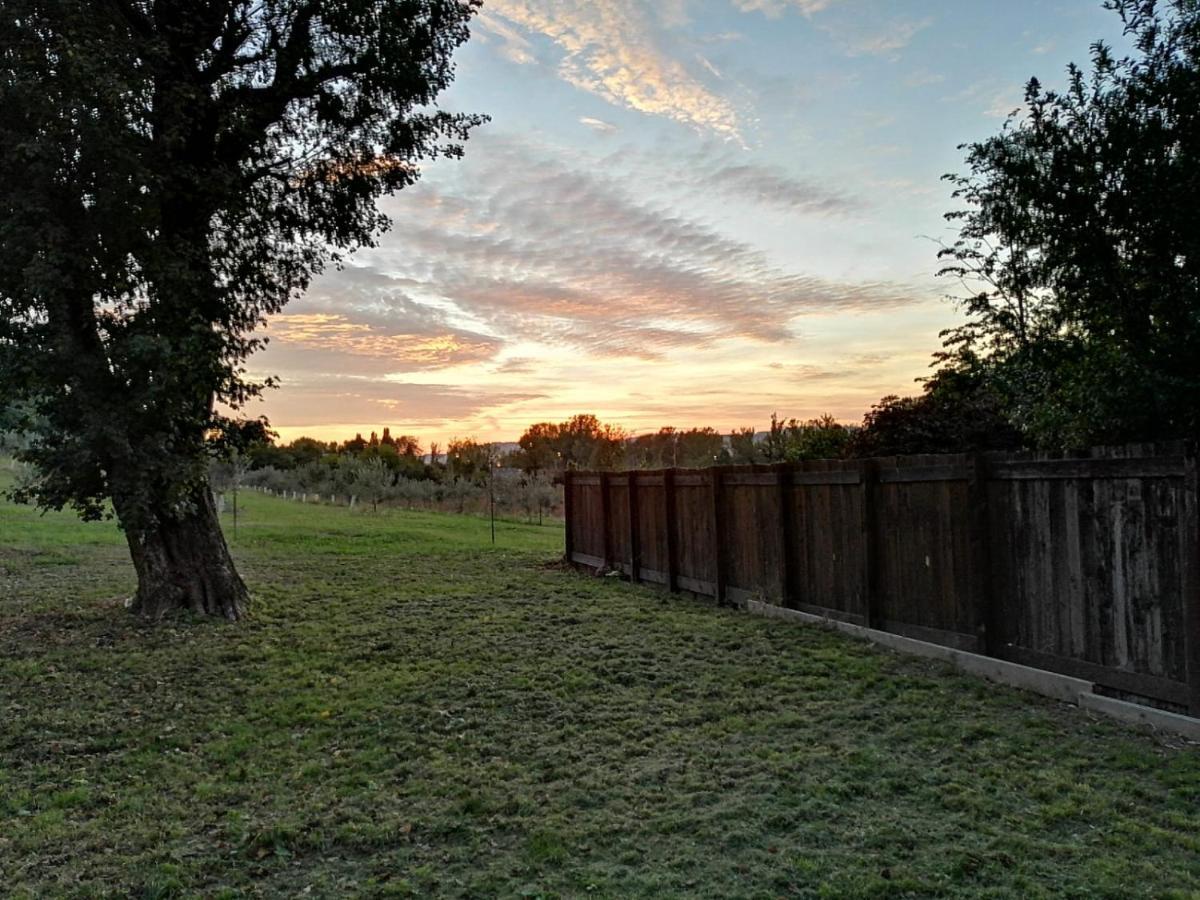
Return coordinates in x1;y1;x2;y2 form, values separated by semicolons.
732;0;837;18
261;376;544;435
374;134;916;359
484;0;743;138
268;314;498;369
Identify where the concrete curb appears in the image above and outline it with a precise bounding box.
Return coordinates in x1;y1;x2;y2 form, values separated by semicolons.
744;600;1200;741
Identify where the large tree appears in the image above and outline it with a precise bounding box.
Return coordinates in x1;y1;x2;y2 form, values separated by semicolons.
0;1;484;619
939;0;1200;448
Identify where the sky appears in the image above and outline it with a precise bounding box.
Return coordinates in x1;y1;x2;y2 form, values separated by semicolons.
252;0;1128;446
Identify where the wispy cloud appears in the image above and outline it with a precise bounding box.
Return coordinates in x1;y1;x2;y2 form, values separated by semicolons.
370;134;915;359
904;69;945;88
946;79;1025;119
829;18;934;58
613;140;862;216
732;0;837;18
705;160;859;214
484;0;742;138
259;376;544;430
579;116;618;134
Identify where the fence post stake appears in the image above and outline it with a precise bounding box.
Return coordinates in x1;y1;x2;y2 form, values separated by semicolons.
777;465;796;609
665;468;680;593
563;470;575;565
1182;448;1200;716
599;471;612;571
711;466;728;606
969;453;998;657
628;471;641;583
861;459;881;630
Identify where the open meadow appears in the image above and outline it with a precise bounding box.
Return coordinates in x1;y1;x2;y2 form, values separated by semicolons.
2;470;1199;898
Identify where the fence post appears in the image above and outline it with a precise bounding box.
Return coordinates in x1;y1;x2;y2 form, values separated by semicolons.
665;468;680;593
627;471;641;583
861;459;881;630
563;470;575;564
777;465;796;609
968;454;998;657
599;471;612;570
711;466;728;606
1182;449;1200;716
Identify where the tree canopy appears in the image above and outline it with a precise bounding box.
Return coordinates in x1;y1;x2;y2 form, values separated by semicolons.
938;0;1200;448
0;1;484;617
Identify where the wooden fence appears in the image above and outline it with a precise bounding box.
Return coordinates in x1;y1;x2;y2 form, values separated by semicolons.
564;444;1200;716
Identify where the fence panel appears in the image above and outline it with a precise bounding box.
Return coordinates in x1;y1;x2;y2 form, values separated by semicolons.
873;455;979;650
988;448;1192;705
788;461;868;623
674;472;718;595
563;444;1200;712
568;474;606;567
634;473;670;585
723;469;788;606
607;476;630;575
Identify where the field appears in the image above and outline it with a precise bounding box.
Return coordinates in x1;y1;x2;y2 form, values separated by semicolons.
2;473;1199;898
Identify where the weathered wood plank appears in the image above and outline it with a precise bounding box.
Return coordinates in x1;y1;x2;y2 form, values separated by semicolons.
598;472;611;569
968;455;996;655
664;469;679;593
711;467;728;606
778;468;796;609
1182;452;1200;715
627;472;641;584
861;460;880;630
991;457;1186;480
790;469;862;486
878;464;973;484
563;470;575;563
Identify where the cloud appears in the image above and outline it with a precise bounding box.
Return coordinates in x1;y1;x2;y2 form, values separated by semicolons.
732;0;836;18
835;18;933;58
946;80;1025;119
609;140;861;215
484;0;742;138
579;116;618;134
371;134;917;359
904;69;945;88
475;11;537;65
258;265;503;376
705;160;859;214
257;376;544;429
492;357;539;375
267;314;499;369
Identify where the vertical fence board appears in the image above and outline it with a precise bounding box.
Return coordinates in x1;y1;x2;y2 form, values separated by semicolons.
861;460;880;630
628;473;641;583
665;470;680;592
563;471;575;563
599;473;611;569
778;468;796;609
607;476;629;573
1182;452;1200;715
711;467;728;605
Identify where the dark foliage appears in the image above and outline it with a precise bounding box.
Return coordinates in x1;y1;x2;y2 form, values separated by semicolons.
0;0;484;616
849;362;1024;458
938;0;1200;448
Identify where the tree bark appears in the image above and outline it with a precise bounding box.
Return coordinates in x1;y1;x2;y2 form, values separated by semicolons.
120;484;248;621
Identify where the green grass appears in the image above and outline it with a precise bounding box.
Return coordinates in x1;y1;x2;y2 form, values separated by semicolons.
2;469;1199;898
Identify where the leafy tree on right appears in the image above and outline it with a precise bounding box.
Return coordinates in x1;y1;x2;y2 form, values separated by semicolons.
936;0;1200;450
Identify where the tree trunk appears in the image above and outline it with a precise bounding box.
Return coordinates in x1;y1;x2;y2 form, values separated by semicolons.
121;484;248;621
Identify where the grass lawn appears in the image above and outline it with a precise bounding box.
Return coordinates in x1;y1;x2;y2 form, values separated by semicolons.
2;473;1199;899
